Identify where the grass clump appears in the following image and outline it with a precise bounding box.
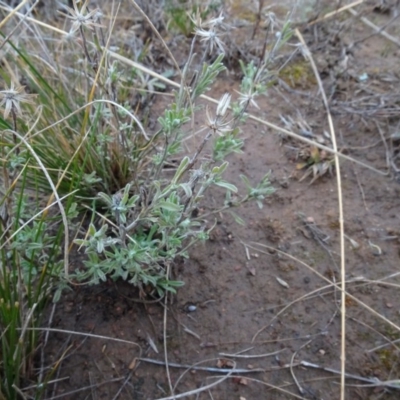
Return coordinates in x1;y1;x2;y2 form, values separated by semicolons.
0;86;74;398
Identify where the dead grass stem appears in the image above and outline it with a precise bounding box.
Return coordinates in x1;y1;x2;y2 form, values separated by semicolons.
294;28;347;400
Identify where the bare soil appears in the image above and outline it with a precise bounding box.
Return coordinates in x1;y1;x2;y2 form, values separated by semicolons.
35;1;400;399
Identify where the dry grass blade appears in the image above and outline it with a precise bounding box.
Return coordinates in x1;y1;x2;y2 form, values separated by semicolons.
295;28;347;400
219;348;285;358
300;361;400;390
129;0;182;77
163;278;174;398
24;328;142;350
347;8;400;48
0;0;39;53
307;0;365;26
138;357;262;373
0;0;31;30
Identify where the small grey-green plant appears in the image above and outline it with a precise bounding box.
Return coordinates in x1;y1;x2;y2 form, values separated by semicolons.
68;6;284;296
0;3;288;299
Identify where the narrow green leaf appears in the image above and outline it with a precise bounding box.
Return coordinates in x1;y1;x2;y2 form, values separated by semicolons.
121;183;132;205
240;174;252;188
159;200;182;212
88;223;96;236
218;161;229;175
230;211;246;226
172;156;190;184
180;183;192;198
214;180;238;193
97;192;112;206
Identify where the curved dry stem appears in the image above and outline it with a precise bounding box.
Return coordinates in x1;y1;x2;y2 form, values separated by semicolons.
4;129;70;283
171;357;238;393
155;361;236;400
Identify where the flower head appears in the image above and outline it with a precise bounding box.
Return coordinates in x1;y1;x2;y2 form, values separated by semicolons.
195;27;225;55
0;82;36;119
235;89;260;110
62;0;103;35
192;11;226;55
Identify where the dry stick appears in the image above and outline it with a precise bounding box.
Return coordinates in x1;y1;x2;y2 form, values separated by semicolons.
307;0;365;26
219;348;285;358
352;168;368;211
347;8;400;48
24;328;142;350
139;357;263;374
0;8;387;177
374;120;392;173
88;371;97;400
0;0;40;52
295;28;346;400
171;357;227;395
42;378;125;400
0;0;31;29
163;264;174;398
300;361;400;390
150;361;237;400
39;303;57;385
111;370;134;400
290;340;312;396
22;377;69;392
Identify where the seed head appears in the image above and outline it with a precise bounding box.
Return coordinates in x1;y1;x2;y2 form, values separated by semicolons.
0;82;36;119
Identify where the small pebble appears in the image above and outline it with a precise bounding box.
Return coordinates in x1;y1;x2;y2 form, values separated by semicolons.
303;276;310;284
